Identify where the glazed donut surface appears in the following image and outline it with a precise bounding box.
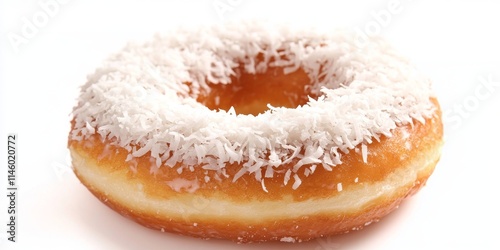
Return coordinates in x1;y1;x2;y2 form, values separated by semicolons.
69;22;443;243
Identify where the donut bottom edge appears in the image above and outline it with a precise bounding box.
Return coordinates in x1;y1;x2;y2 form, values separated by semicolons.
70;141;441;243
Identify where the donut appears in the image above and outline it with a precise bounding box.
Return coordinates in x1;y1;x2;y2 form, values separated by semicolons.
68;22;443;243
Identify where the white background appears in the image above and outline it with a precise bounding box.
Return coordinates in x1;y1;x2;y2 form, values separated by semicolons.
1;0;499;249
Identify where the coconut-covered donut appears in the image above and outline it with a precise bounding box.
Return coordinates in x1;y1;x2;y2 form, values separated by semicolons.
68;22;443;243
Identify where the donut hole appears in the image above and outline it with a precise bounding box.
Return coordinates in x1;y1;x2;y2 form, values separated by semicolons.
197;67;315;115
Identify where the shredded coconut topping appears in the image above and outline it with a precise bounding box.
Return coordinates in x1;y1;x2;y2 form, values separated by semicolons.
280;237;296;243
71;21;434;189
337;183;343;192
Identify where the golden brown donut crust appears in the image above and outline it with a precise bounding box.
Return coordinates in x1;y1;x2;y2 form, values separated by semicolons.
69;98;443;243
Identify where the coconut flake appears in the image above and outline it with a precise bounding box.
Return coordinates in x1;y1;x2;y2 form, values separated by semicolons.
280;237;296;243
361;144;368;163
261;179;269;193
292;174;302;190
